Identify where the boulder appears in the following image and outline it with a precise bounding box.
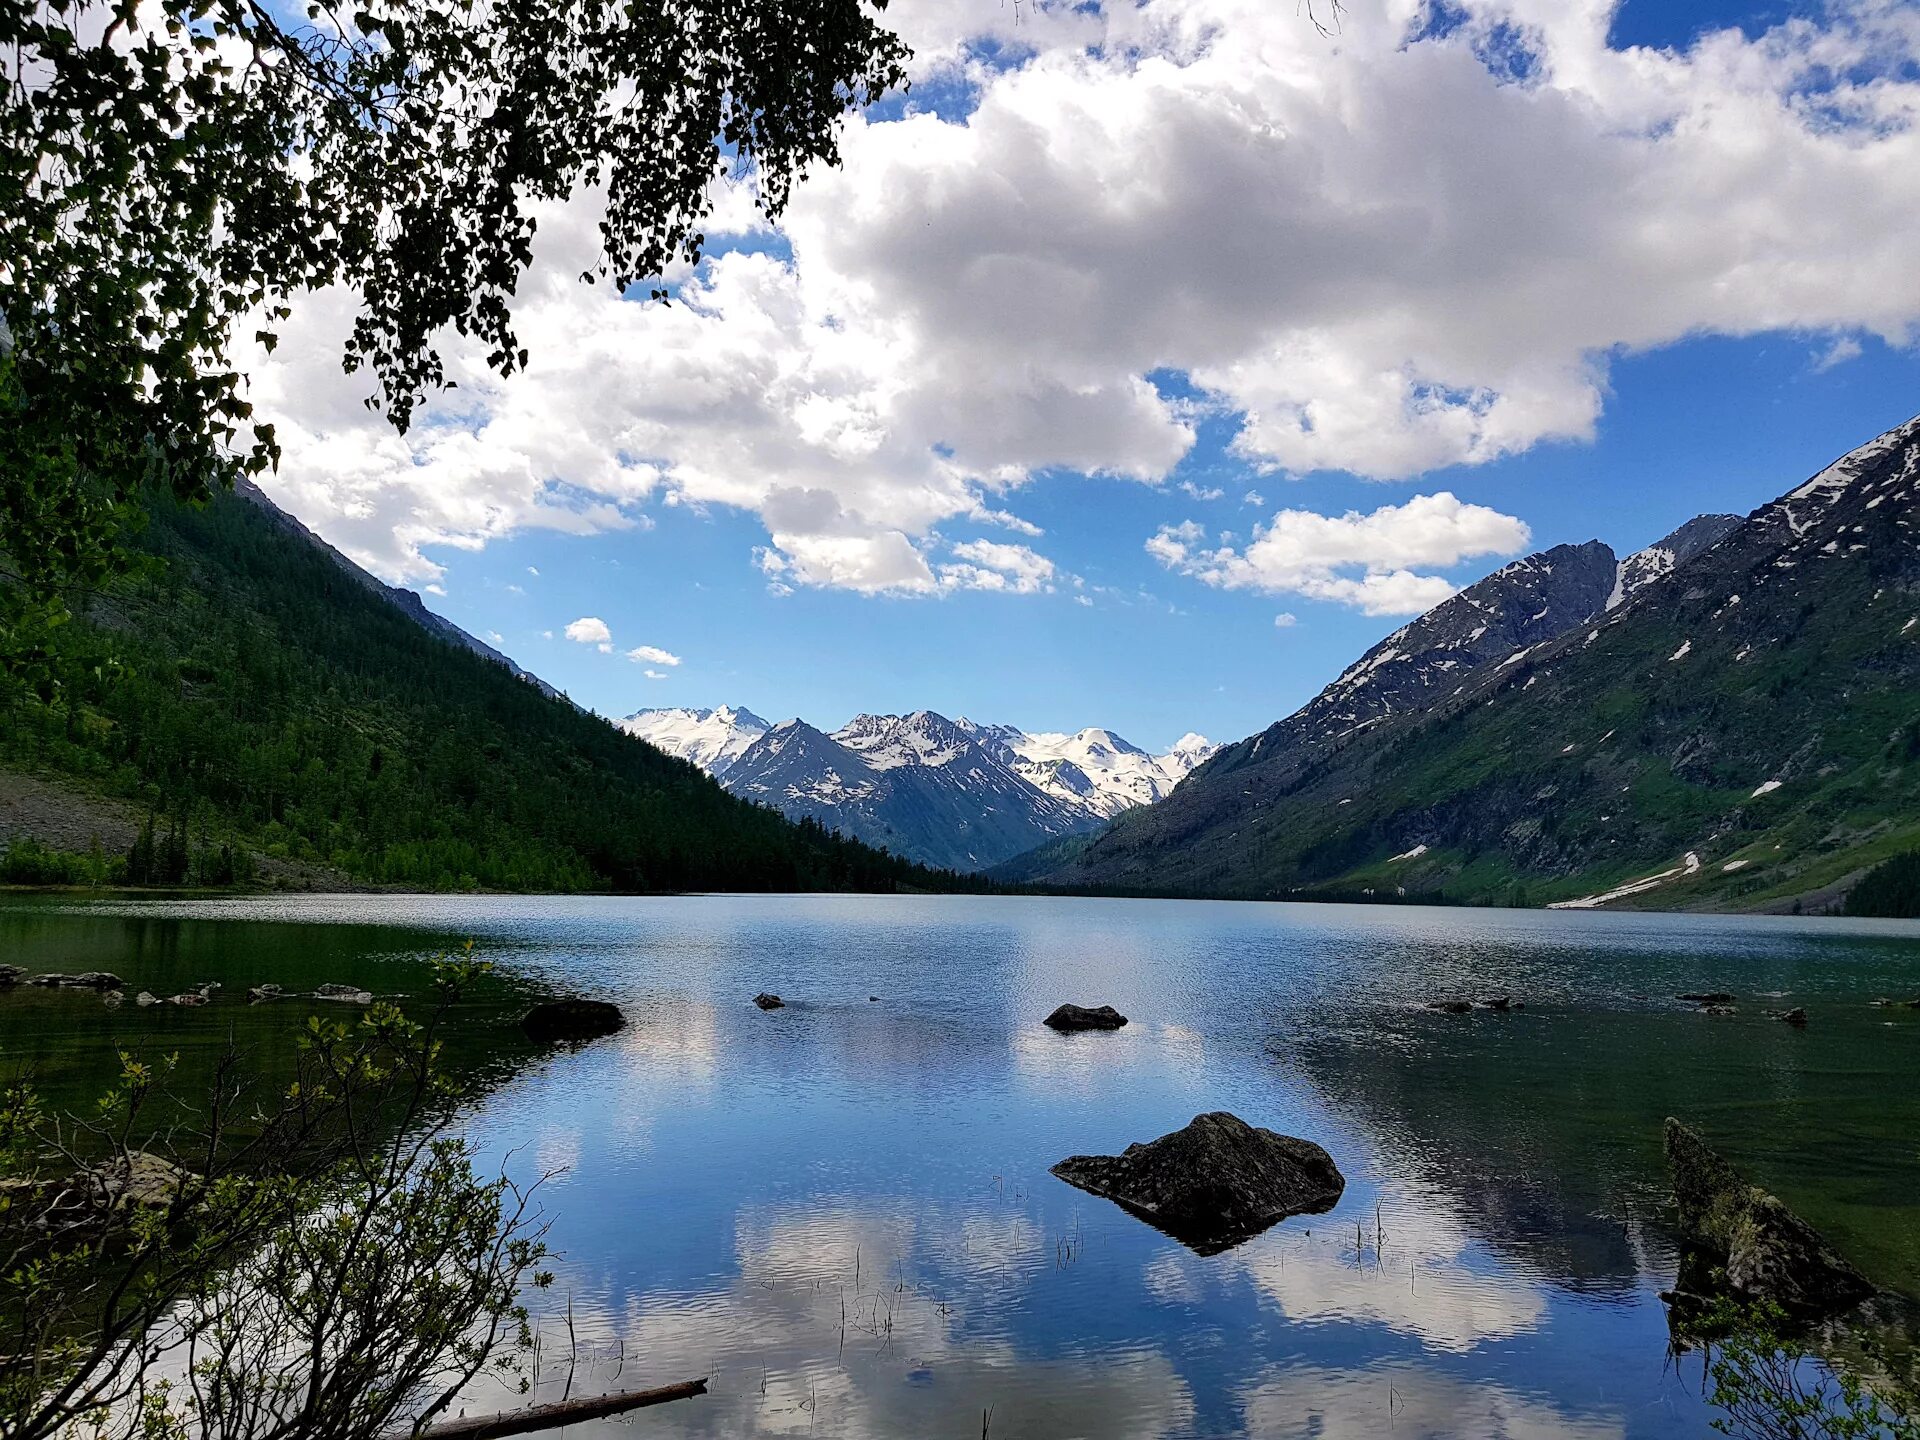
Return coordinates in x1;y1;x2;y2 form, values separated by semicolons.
753;993;785;1010
521;997;626;1044
248;983;285;1004
26;973;75;987
166;991;208;1007
313;983;373;1004
1044;1003;1128;1032
27;1152;195;1237
1664;1118;1873;1320
134;991;159;1007
1771;1007;1808;1027
0;965;26;986
1051;1111;1345;1254
1475;995;1514;1011
1679;992;1736;1005
1424;999;1472;1014
72;972;125;990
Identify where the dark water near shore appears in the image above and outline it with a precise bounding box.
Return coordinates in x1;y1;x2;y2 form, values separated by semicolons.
4;893;1919;1438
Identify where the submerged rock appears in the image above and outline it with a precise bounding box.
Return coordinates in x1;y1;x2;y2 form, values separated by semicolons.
248;983;285;1004
1424;999;1472;1014
0;965;24;986
1051;1111;1345;1254
313;983;373;1004
166;991;208;1007
1771;1007;1808;1027
1664;1118;1873;1320
521;997;625;1044
25;1152;195;1237
1679;992;1736;1005
1475;995;1514;1011
1044;1003;1128;1032
753;992;785;1010
29;971;126;990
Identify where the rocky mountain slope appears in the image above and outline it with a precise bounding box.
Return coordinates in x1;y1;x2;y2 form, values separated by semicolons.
721;712;1097;871
626;706;1216;871
1015;414;1920;910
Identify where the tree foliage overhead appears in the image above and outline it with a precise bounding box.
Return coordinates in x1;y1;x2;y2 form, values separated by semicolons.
0;0;908;668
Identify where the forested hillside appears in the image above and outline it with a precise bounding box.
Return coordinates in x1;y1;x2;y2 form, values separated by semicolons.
1025;415;1920;911
0;489;972;894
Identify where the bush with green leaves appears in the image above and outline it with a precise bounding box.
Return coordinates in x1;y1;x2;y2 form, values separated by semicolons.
1696;1298;1919;1440
0;953;554;1439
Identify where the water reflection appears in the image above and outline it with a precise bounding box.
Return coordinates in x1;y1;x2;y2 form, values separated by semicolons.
7;893;1919;1438
1238;1362;1625;1439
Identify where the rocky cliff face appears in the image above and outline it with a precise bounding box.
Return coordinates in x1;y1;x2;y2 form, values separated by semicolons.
1028;413;1920;910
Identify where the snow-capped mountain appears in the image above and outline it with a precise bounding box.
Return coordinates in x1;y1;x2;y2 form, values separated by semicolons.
719;712;1098;872
617;705;770;777
625;705;1213;871
962;723;1220;819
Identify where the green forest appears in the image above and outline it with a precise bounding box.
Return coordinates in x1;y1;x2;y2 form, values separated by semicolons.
0;489;975;895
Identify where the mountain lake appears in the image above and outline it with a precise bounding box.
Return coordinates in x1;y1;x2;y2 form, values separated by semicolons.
3;892;1918;1438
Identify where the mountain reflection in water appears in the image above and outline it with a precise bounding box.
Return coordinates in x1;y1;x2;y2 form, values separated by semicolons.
5;893;1916;1438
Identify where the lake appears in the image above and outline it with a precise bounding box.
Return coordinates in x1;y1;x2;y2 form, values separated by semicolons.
4;893;1918;1437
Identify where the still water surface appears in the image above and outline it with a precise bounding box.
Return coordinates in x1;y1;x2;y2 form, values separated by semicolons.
4;893;1919;1438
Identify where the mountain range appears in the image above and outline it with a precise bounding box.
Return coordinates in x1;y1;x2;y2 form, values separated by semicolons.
620;707;1217;872
0;485;971;894
1007;413;1920;912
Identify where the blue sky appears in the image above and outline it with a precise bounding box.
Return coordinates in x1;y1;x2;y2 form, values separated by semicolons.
417;335;1920;749
249;0;1920;752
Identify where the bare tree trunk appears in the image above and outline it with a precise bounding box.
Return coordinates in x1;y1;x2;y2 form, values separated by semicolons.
396;1378;708;1439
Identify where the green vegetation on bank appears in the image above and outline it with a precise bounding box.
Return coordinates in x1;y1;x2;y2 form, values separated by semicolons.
0;490;976;894
1845;851;1920;919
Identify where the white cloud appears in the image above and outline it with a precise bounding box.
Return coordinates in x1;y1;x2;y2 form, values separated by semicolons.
938;538;1058;594
642;668;668;680
625;644;682;667
1149;492;1528;615
564;616;613;651
244;0;1920;592
1273;611;1297;628
1812;335;1864;372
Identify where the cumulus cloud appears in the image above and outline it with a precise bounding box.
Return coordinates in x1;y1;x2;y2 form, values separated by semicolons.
1149;492;1529;615
1274;611;1298;628
245;0;1920;592
563;616;613;650
938;539;1058;594
625;645;682;666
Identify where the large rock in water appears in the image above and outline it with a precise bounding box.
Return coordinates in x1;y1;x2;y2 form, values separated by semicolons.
1665;1118;1873;1319
1051;1112;1344;1254
1044;1003;1128;1032
521;998;626;1044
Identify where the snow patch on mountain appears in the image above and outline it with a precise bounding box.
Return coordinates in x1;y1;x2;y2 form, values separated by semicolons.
618;705;770;777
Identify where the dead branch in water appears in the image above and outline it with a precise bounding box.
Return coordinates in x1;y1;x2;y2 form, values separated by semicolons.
396;1378;709;1439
